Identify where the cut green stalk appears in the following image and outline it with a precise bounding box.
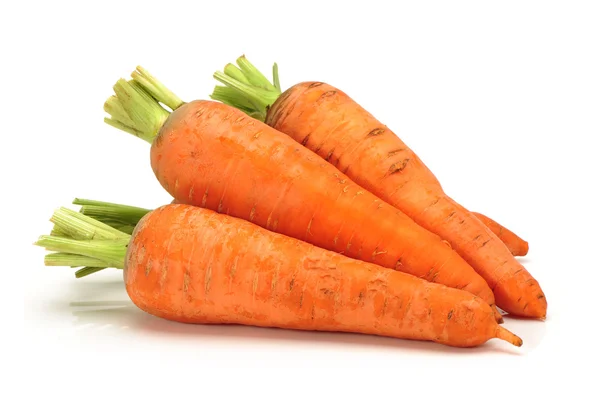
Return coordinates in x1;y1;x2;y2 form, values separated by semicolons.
36;204;135;278
115;225;136;234
131;66;184;111
210;86;256;112
51;207;130;241
211;55;282;122
78;204;149;225
210;86;266;120
75;267;105;279
84;220;135;234
104;67;184;144
72;198;150;228
73;198;150;211
50;224;69;237
45;253;111;268
35;235;128;265
224;63;250;84
235;55;278;92
272;63;281;92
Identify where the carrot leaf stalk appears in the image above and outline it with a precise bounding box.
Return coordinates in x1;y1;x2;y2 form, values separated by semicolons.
73;198;150;225
51;207;130;241
35;235;128;265
103;67;183;143
130;66;184;111
45;253;112;268
211;55;281;121
35;205;132;278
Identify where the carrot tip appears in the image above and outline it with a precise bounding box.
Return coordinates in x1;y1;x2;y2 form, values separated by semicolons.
496;326;523;347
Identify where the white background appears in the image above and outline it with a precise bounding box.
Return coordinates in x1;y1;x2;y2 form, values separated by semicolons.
7;0;599;396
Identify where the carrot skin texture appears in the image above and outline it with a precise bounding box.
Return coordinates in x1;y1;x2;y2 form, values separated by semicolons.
124;204;515;348
265;82;546;318
149;100;495;308
472;212;529;257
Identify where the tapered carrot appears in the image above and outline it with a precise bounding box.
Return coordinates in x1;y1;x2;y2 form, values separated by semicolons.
210;56;546;318
208;57;527;256
471;212;529;257
35;202;521;348
101;66;501;319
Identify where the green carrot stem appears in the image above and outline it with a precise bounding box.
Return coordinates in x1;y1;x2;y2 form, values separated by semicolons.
116;225;136;234
77;204;150;225
44;253;112;268
209;86;266;120
51;207;130;240
75;267;105;278
51;224;70;237
35;235;128;266
272;63;281;92
36;202;139;278
236;55;278;92
131;66;184;111
104;67;182;143
212;55;282;122
71;198;150;229
224;63;250;84
73;198;150;213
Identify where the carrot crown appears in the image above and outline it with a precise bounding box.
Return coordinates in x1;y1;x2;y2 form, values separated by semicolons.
103;67;184;143
34;199;150;278
211;55;282;122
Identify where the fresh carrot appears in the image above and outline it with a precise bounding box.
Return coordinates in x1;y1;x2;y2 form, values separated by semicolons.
101;67;502;319
471;212;529;257
35;202;522;348
208;57;528;257
210;56;546;318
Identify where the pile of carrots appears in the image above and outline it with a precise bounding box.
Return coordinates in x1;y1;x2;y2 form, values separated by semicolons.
35;56;546;349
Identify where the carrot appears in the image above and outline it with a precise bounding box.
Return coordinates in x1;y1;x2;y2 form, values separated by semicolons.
101;67;502;319
209;58;528;257
471;212;529;257
35;201;522;348
210;56;546;318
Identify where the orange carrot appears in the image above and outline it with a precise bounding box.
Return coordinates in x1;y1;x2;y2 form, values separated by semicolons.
211;56;546;318
102;67;501;319
472;212;529;257
35;203;521;348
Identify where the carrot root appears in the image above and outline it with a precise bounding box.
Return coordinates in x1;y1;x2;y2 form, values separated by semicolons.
495;326;523;347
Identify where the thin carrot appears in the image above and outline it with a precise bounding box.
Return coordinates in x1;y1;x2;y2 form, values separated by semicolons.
35;202;521;348
101;66;501;319
210;56;546;318
471;212;529;257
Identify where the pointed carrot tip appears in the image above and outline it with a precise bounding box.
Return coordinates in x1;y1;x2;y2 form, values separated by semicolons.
496;326;523;347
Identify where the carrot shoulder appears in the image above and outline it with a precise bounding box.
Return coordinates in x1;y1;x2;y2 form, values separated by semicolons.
35;202;521;348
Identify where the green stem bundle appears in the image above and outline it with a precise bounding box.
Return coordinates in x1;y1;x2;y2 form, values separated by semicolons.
34;199;146;278
211;55;282;121
103;66;184;143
